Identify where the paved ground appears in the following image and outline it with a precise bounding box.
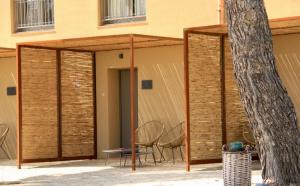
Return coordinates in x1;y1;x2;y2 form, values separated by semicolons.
0;159;262;186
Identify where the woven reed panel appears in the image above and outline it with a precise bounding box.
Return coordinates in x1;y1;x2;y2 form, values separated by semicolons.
21;48;58;160
61;51;95;157
224;38;248;144
188;34;222;160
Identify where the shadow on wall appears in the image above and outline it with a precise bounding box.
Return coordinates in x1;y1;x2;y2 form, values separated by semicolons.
274;34;300;127
137;62;185;160
275;53;300;126
0;57;17;159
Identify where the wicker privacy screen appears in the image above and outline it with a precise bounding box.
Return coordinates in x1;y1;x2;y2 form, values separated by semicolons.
224;38;248;143
61;51;95;157
188;34;223;161
21;48;58;160
20;47;96;162
187;34;249;162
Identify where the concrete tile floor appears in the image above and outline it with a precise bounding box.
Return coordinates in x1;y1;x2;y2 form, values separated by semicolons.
0;159;262;186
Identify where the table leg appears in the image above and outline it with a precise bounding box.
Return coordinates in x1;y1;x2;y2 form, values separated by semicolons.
124;155;127;167
119;152;122;168
105;153;109;166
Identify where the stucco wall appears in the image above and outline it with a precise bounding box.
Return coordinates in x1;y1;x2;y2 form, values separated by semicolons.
0;0;219;48
96;45;184;158
0;57;16;159
273;34;300;127
1;1;299;48
265;0;300;19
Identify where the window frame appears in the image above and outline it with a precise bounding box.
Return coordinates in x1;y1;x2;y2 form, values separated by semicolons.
100;0;146;26
13;0;55;33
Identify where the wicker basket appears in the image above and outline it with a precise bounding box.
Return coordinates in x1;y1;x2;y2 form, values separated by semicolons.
223;151;252;186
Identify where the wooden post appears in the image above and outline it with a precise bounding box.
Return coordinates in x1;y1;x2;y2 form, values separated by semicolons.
16;45;22;169
183;31;191;172
92;52;98;159
56;49;62;160
129;35;136;171
220;36;227;145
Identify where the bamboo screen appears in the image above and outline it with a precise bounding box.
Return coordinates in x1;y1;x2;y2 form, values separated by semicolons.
187;32;300;162
188;34;223;160
224;38;248;143
21;48;58;160
20;48;95;162
61;51;95;157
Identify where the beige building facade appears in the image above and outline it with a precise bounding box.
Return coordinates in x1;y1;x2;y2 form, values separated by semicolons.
0;0;300;47
0;0;299;161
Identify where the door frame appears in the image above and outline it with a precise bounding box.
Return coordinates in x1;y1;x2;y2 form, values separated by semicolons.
119;68;138;149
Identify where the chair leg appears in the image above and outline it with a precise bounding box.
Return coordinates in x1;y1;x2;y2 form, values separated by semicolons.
144;147;148;162
105;153;109;166
119;153;122;168
156;144;165;161
159;147;165;162
124;155;127;167
179;146;184;161
171;148;175;164
151;146;156;166
138;155;142;167
2;142;11;159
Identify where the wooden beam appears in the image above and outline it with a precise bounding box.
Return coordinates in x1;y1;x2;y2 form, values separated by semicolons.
64;38;164;50
17;34;182;49
16;45;22;169
132;34;183;42
17;45;93;53
188;30;224;36
22;156;95;163
184;30;191;172
130;34;136;171
191;159;222;165
90;43;183;52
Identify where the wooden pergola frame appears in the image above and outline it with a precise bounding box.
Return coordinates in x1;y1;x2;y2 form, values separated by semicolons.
184;16;300;172
16;34;183;171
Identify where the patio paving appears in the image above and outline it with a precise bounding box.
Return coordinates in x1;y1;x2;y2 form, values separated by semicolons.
0;159;262;186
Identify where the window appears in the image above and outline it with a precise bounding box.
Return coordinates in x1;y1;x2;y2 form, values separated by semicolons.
14;0;54;32
102;0;146;25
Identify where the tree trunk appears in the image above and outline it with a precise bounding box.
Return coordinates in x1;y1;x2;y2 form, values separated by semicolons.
225;0;300;185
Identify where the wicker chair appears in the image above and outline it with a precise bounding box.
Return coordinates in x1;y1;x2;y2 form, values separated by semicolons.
157;121;185;164
135;120;165;165
243;124;255;145
0;124;10;159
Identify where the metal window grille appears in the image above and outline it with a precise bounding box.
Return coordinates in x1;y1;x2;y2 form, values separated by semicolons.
15;0;54;32
103;0;146;24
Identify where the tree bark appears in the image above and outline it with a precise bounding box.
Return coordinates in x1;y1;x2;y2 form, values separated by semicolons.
225;0;300;185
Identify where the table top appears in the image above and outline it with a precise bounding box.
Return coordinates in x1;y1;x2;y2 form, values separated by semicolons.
102;148;131;153
102;148;153;154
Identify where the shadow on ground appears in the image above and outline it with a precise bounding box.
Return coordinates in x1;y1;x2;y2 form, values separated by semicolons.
0;159;261;186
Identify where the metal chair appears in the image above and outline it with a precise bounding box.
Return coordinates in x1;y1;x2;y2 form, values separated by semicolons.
135;120;165;165
157;121;185;164
242;124;255;145
0;124;10;159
